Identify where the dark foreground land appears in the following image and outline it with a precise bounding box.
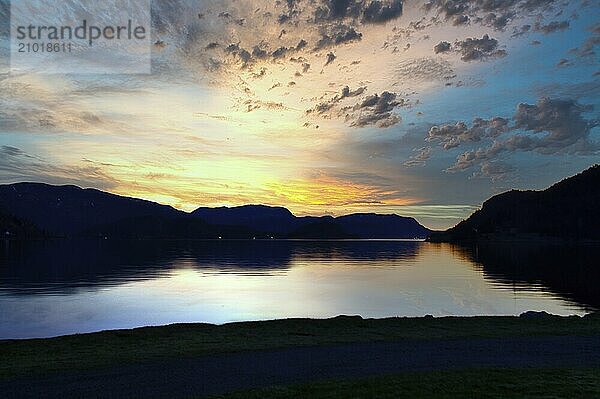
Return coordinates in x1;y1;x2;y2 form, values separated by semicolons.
1;314;600;398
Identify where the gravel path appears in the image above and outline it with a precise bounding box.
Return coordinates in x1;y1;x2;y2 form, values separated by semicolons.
3;335;600;398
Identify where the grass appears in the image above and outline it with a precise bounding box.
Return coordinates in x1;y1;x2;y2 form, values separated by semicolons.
211;368;600;399
1;314;599;380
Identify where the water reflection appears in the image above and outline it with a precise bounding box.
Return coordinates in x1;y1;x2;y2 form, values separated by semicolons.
0;240;419;295
450;242;600;310
0;239;597;339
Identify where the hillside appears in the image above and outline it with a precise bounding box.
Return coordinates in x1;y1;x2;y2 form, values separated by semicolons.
428;165;600;242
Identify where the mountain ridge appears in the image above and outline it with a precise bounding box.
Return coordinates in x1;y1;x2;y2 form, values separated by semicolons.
0;182;431;239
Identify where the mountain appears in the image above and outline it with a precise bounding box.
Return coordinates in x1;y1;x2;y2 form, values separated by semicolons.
0;183;184;236
336;214;432;239
428;165;600;242
192;206;431;238
0;183;431;239
192;205;301;234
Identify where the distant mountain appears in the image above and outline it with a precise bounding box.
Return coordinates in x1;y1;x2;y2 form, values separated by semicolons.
0;183;431;239
336;214;431;239
192;205;302;235
287;217;354;239
192;206;431;239
428;165;600;242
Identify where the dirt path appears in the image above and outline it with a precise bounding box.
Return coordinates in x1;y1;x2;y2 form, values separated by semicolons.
3;335;600;398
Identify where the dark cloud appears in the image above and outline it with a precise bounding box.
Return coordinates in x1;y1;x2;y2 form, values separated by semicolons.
224;38;308;66
307;87;405;128
454;34;507;61
314;0;403;24
272;46;291;59
428;117;510;149
477;12;515;30
324;51;337;66
308;85;367;114
452;14;470;26
431;98;599;177
433;35;506;61
296;39;308;50
252;45;269;59
350;91;406;128
362;0;404;24
225;43;252;64
433;41;451;54
315;24;363;50
423;0;561;31
512;98;597;153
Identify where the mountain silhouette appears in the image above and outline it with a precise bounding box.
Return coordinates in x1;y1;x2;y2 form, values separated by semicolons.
428;165;600;242
193;206;431;238
0;183;183;236
0;183;431;239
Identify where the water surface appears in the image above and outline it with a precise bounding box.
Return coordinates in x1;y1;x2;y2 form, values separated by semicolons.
0;239;597;339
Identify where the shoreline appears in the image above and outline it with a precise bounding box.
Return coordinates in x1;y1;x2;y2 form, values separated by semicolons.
2;314;600;398
1;312;597;342
2;313;599;379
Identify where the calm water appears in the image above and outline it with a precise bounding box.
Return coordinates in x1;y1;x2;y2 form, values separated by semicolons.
0;239;598;339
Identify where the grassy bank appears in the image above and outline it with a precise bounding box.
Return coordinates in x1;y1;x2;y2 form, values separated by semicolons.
2;314;599;380
212;368;600;399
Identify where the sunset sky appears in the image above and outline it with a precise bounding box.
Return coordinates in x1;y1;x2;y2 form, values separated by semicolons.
0;0;599;229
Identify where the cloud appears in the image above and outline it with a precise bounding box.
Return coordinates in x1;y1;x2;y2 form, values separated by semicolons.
454;34;507;61
314;24;363;50
314;0;404;24
512;98;597;153
349;91;406;128
394;57;456;87
428;97;599;178
308;85;367;114
428;117;510;149
0;146;117;190
434;41;451;54
433;35;507;61
556;58;573;68
403;146;432;167
324;51;337;66
569;22;600;58
308;87;406;128
362;0;404;23
423;0;562;31
473;161;515;181
534;20;570;34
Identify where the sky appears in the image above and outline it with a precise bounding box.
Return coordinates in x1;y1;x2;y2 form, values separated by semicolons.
0;0;599;229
